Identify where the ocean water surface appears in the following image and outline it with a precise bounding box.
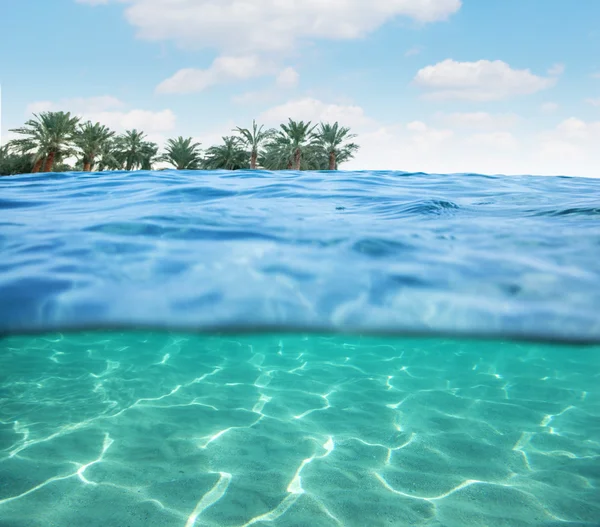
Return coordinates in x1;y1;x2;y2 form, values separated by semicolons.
1;170;600;526
1;170;600;339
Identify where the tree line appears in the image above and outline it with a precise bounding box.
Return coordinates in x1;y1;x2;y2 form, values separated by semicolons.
0;110;360;176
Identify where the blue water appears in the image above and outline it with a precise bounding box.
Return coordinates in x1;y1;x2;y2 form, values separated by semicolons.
1;170;600;526
1;170;600;340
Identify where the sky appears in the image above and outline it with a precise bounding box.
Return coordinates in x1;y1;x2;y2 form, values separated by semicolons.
1;0;600;176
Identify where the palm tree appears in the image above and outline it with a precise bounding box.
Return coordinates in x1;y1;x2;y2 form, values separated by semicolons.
0;144;34;175
75;121;115;171
9;111;80;173
95;139;123;171
114;129;148;170
276;119;318;170
203;136;249;170
139;141;159;170
260;133;296;170
233;120;273;169
7;137;46;173
262;126;331;171
317;122;359;170
160;136;203;169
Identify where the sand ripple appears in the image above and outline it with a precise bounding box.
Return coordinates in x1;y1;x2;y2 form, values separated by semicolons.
0;333;598;526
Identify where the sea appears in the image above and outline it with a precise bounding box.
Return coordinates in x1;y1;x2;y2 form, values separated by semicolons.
0;170;599;527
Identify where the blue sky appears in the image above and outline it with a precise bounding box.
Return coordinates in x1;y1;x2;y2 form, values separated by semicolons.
2;0;600;176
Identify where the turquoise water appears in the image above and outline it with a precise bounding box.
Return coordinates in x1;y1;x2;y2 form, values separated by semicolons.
0;332;599;526
1;170;600;525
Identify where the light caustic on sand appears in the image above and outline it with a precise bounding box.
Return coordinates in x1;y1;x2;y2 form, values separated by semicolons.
0;334;599;526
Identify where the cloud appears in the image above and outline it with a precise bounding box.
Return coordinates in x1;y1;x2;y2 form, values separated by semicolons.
532;118;600;175
183;107;600;177
547;63;565;76
540;102;559;113
24;96;176;134
26;96;124;115
157;55;268;94
465;131;518;149
585;98;600;106
414;59;556;101
349;122;546;175
436;111;520;129
76;0;461;53
84;109;176;134
276;67;300;89
232;67;299;105
258;98;374;129
253;99;526;174
247;98;598;177
555;117;599;140
405;121;454;149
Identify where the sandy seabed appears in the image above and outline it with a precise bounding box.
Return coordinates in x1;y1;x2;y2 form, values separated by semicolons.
0;333;599;527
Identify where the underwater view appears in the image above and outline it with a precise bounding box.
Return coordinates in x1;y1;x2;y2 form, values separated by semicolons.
4;0;600;524
1;170;600;526
1;332;599;527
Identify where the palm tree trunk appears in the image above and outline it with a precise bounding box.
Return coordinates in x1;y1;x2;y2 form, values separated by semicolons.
293;148;301;170
32;158;43;173
250;150;257;169
84;154;95;172
328;151;336;171
43;151;56;173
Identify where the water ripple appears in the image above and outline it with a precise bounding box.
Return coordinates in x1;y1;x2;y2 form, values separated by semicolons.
1;170;599;340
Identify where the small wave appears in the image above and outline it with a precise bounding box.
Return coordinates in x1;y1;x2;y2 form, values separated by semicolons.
0;198;49;209
1;169;600;341
532;207;600;217
372;199;460;219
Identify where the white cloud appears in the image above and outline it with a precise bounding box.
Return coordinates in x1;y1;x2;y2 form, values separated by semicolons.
555;117;597;140
244;98;597;177
405;121;454;150
258;97;374;129
414;59;556;101
547;63;565;76
24;96;176;134
436;111;519;129
348;123;533;175
85;109;176;134
76;0;461;53
465;131;518;149
540;102;559;113
406;121;428;133
192;121;238;148
585;98;600;106
230;66;299;104
276;67;300;89
26;96;124;115
157;55;268;94
531;118;600;175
